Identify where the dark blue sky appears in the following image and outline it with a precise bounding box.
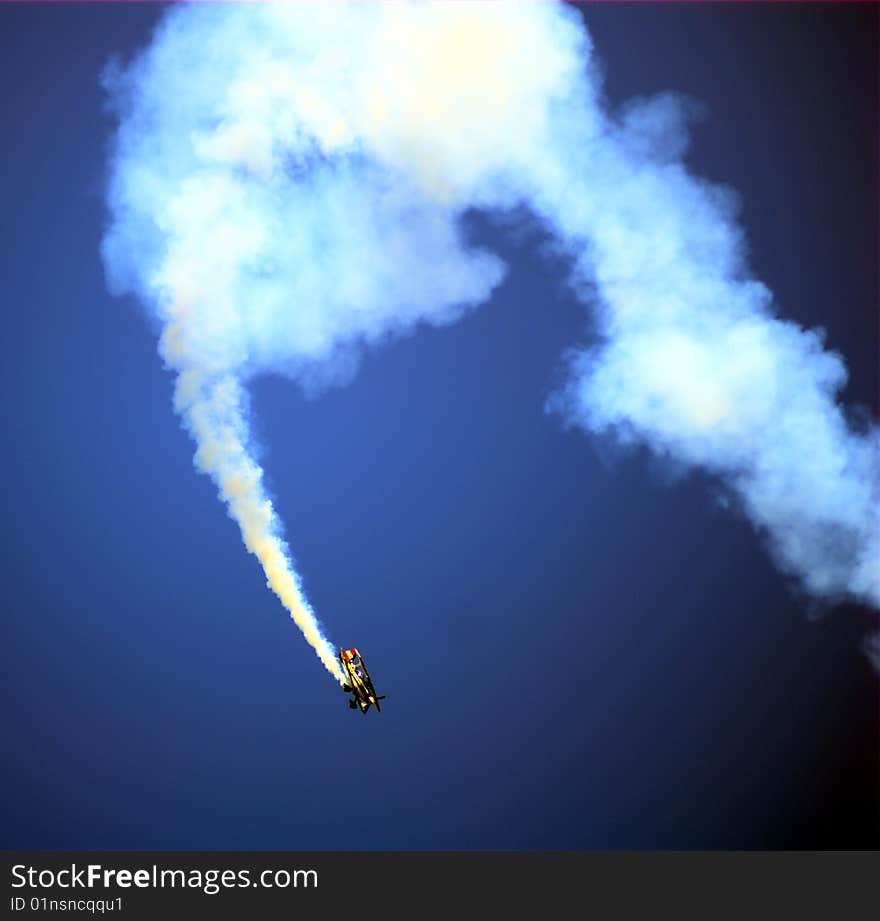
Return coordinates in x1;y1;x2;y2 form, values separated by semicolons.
2;2;877;849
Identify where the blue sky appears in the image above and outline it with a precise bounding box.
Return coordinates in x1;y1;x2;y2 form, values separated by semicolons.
1;2;877;849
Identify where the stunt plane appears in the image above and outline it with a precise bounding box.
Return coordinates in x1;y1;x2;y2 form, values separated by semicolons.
340;648;385;714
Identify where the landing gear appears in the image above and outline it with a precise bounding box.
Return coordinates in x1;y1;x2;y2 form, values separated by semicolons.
348;699;357;709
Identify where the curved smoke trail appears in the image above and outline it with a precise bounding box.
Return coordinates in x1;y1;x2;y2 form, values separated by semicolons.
102;2;878;675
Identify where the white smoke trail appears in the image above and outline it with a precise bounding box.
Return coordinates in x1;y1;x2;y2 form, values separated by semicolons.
102;2;878;673
174;369;342;680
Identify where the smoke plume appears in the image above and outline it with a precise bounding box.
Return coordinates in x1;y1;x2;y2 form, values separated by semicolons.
102;2;878;677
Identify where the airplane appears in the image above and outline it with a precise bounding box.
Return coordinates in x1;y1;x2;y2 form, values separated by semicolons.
340;648;385;714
